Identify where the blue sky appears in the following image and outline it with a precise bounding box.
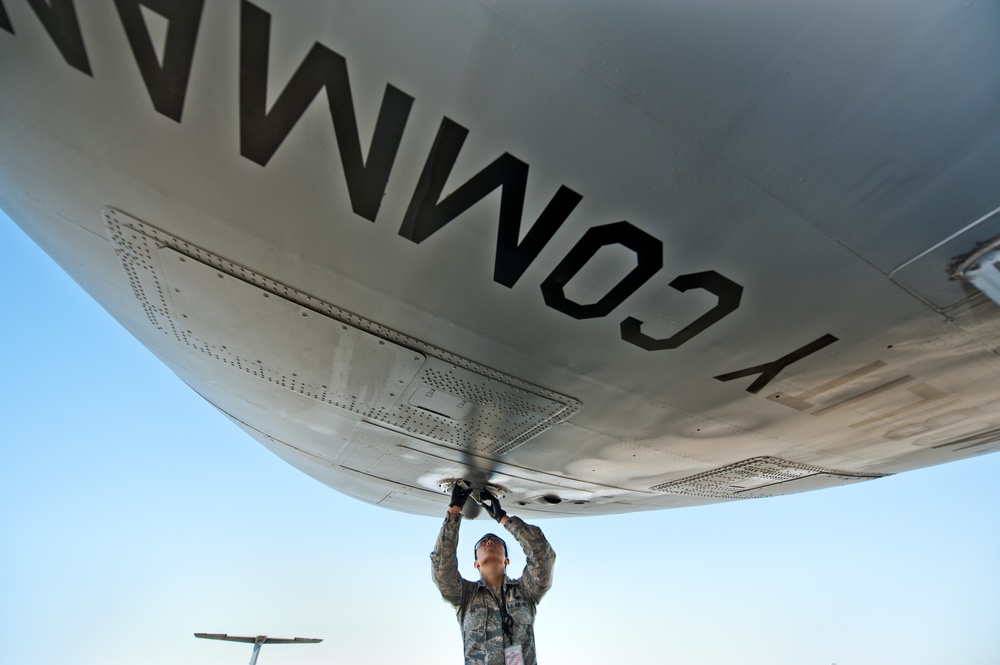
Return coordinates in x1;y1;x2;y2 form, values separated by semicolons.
2;210;999;665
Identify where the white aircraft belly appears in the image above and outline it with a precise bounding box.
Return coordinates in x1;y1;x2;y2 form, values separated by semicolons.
2;0;1000;516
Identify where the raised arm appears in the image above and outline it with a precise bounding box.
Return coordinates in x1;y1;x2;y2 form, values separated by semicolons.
430;510;465;607
504;516;556;603
430;482;474;607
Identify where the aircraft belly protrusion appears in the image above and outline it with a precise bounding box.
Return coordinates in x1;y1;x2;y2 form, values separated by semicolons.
951;228;1000;311
104;208;581;462
891;205;1000;311
652;457;888;500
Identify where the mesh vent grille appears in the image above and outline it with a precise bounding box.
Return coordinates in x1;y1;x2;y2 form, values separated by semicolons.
651;456;886;498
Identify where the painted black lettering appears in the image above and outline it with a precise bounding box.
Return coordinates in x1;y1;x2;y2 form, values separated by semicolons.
239;1;413;222
714;333;838;394
25;0;91;75
1;1;12;34
621;270;742;351
113;0;204;122
400;117;582;288
540;221;662;320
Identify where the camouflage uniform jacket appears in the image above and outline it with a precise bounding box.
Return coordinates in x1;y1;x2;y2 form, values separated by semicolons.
431;512;556;665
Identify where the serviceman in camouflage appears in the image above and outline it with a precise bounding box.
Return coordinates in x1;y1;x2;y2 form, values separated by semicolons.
431;482;556;665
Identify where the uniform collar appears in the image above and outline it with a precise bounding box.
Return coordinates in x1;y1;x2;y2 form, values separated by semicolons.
476;576;517;589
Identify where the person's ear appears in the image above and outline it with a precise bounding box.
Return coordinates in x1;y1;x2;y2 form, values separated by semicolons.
504;557;510;566
474;559;481;570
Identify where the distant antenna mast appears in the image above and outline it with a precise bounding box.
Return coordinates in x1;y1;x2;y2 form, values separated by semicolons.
194;633;323;665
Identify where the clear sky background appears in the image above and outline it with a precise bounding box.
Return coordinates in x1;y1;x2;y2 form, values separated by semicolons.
2;210;999;665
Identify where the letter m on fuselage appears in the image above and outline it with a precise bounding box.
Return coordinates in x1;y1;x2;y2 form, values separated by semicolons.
238;1;413;222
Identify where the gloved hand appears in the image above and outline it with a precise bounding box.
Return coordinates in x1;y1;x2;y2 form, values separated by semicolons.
449;479;472;509
477;489;507;523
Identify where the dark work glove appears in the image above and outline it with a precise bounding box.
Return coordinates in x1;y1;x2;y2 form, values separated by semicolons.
477;489;507;523
449;479;472;509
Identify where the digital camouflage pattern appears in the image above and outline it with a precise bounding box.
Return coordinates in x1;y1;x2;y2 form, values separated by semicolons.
431;513;556;665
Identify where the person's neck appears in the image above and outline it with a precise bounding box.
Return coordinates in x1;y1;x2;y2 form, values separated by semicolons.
480;567;506;587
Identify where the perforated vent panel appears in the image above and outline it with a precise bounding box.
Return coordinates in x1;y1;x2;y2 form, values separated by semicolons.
651;456;887;499
105;208;581;456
